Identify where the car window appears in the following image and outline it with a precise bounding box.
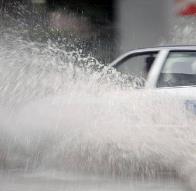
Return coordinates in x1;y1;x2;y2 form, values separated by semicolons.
157;51;196;87
115;51;158;86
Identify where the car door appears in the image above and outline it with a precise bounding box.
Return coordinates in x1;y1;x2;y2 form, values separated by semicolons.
155;50;196;115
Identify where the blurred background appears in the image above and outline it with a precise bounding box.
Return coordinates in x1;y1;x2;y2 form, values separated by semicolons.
0;0;195;63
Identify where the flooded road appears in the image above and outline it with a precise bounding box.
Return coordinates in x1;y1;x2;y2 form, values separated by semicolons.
0;172;185;191
0;26;196;191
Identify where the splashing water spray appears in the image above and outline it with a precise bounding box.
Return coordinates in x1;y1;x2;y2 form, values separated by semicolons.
0;6;196;191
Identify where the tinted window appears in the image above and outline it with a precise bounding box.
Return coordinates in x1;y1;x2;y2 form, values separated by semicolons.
157;51;196;87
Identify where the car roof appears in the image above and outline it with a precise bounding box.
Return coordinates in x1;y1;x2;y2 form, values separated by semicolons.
128;45;196;52
110;45;196;66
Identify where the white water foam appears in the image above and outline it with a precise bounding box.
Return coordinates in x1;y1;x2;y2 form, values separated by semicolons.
0;16;196;191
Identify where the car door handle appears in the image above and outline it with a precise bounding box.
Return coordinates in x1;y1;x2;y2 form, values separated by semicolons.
185;100;196;114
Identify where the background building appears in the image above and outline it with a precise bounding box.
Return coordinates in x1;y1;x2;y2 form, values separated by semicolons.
0;0;195;62
116;0;196;53
116;0;171;53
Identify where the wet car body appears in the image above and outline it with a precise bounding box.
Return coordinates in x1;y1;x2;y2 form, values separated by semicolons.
111;46;196;114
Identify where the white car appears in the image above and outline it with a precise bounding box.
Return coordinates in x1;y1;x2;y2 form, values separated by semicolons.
111;46;196;114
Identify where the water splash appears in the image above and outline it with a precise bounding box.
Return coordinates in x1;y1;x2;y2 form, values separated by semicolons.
0;12;196;191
